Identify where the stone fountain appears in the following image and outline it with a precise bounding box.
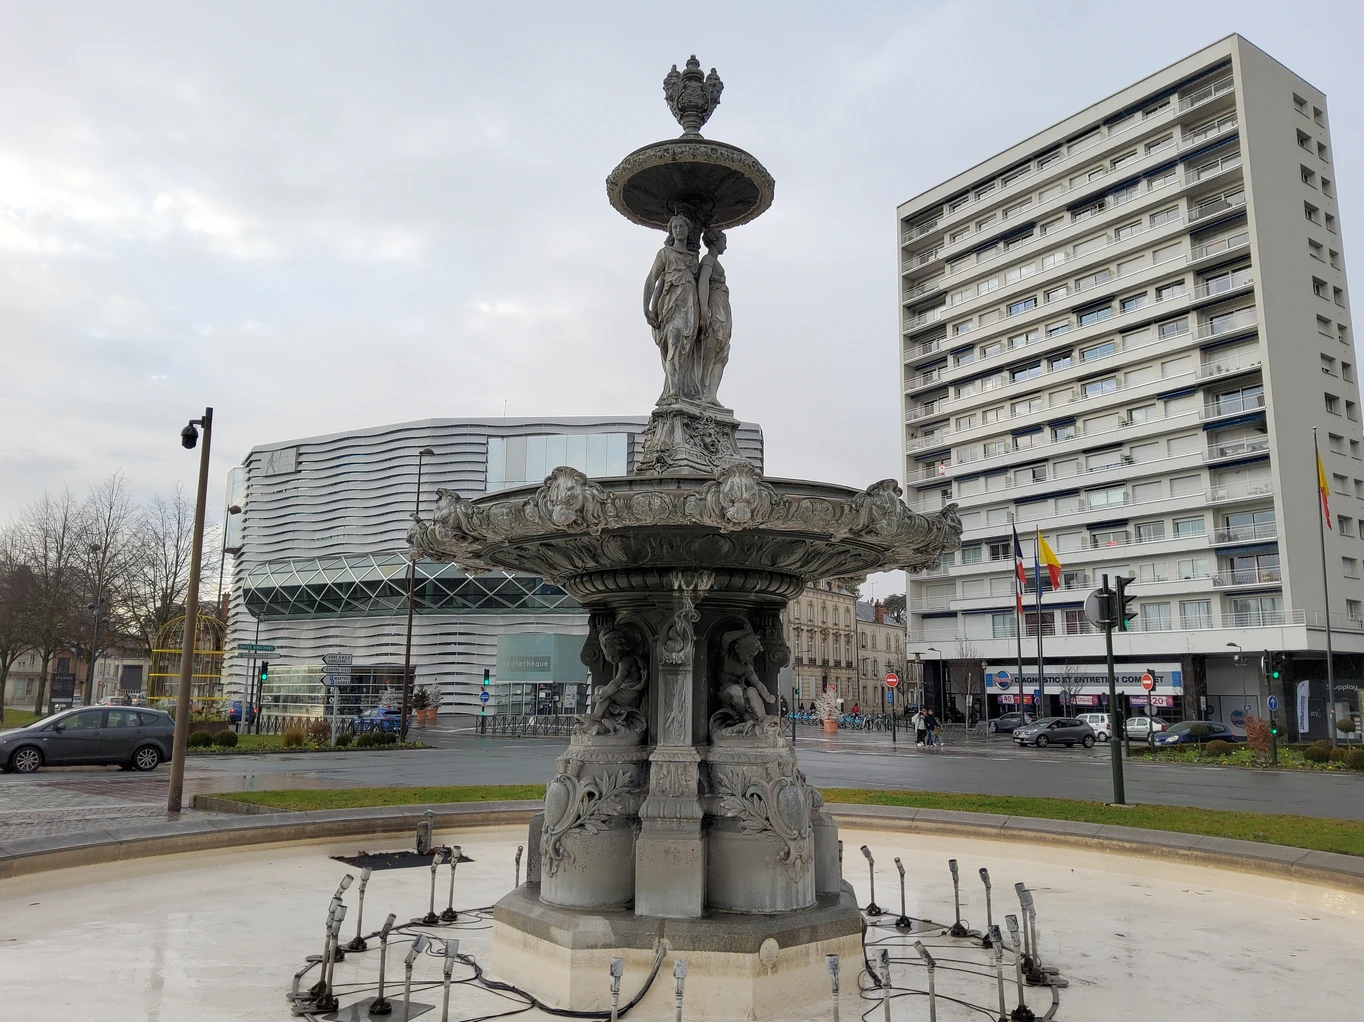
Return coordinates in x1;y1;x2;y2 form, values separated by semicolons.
409;56;961;1019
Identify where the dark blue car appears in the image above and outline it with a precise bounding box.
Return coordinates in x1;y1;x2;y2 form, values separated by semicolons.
350;707;410;734
1155;720;1242;747
227;701;258;725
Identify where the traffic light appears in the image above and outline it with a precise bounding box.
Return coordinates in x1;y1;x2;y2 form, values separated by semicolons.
481;668;490;715
258;661;269;684
1114;576;1138;632
1269;653;1287;680
1270;718;1280;736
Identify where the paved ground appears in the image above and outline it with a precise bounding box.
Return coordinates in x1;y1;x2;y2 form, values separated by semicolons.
2;722;1361;839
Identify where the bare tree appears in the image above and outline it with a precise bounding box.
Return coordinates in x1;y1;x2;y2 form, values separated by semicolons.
955;637;984;720
14;490;85;714
1055;662;1085;717
120;486;198;656
73;473;139;704
0;530;36;723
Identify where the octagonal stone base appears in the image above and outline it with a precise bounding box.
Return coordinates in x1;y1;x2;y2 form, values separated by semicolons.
490;884;864;1020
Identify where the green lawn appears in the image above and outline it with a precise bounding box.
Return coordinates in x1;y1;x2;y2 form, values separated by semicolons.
821;788;1364;857
211;784;1364;857
219;785;547;811
0;708;43;728
186;735;426;755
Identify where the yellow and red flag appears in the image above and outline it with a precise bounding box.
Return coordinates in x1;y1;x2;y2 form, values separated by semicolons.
1036;530;1062;591
1318;450;1333;529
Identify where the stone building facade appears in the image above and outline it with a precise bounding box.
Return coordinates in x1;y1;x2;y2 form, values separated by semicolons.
856;601;908;712
785;580;859;708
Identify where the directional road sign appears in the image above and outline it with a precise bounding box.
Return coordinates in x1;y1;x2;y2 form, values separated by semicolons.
240;643;276;653
322;653;353;667
1267;694;1279;712
479;690;491;704
1140;672;1154;691
885;672;899;688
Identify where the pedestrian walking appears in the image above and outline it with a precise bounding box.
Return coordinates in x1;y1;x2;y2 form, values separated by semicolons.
922;708;939;749
912;708;926;748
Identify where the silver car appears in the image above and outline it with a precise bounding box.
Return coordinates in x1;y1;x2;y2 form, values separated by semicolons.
0;707;174;773
1012;716;1097;749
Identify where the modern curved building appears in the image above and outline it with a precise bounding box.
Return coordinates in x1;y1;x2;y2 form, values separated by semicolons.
224;416;763;716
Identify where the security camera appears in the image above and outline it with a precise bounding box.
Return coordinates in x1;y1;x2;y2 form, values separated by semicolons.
180;423;199;449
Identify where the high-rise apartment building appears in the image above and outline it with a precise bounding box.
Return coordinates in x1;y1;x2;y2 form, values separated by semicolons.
897;36;1358;739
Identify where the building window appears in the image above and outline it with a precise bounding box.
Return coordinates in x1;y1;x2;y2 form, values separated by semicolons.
1081;341;1117;362
1326;394;1341;414
1120;293;1147;314
1179;600;1212;630
1140;603;1172;631
1174;516;1205;536
960;545;982;564
1150;206;1180;228
1135;521;1165;542
1008;297;1037;317
1052;422;1076;442
1077;305;1114;328
1081;376;1117;399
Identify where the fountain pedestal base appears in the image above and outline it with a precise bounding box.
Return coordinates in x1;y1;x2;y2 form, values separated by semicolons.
490;884;864;1019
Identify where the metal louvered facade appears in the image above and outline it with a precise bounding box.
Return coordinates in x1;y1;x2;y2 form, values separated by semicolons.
224;416;764;714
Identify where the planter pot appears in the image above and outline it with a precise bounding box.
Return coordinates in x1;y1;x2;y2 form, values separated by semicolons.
823;719;838;733
425;707;438;724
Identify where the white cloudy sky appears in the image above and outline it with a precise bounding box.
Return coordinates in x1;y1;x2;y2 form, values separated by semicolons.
1;1;1360;539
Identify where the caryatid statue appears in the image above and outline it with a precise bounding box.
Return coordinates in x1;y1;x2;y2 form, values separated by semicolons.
698;227;731;405
643;212;702;403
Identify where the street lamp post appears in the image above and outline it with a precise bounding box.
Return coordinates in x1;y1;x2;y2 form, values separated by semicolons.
927;647;944;717
167;407;213;815
84;593;105;706
399;447;436;743
214;504;243;614
1226;641;1246;717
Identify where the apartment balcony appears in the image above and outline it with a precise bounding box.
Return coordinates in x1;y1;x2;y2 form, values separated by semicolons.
1195;307;1257;342
907;608;1313;646
1198;350;1262;381
1187;188;1246;226
1192;268;1254;304
905;306;947;333
1212;523;1277;544
903;275;944;301
1208;479;1274;503
1210;567;1282;589
1206;436;1270;461
1201;392;1266;421
899;88;1236;265
1189;230;1250;264
1177;74;1235;112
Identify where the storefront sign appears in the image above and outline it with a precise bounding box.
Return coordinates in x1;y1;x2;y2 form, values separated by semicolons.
986;662;1182;695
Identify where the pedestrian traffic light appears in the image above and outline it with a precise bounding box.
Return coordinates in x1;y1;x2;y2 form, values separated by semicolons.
1114;576;1138;632
259;661;269;683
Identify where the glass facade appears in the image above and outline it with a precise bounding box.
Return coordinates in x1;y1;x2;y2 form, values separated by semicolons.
486;433;630;492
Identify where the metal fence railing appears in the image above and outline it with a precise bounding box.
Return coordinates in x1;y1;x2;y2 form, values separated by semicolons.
255;713;319;736
480;714;577;737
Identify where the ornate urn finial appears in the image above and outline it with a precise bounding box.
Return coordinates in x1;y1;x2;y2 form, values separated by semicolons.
663;56;723;137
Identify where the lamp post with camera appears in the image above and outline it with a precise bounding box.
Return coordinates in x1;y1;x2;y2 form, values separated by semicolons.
399;447;436;743
167;408;213;815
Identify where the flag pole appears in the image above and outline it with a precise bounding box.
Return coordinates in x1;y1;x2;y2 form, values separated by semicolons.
1011;515;1024;718
1035;528;1046;717
1314;428;1339;747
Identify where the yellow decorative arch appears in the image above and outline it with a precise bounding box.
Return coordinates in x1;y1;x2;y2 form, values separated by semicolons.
149;613;226;714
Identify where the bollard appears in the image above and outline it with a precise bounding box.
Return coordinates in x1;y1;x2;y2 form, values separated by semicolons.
826;954;840;1022
515;844;524;888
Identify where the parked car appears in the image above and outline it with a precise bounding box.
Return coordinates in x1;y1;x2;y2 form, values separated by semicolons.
350;706;410;734
227;700;258;725
1013;717;1097;748
939;704;967;724
1077;712;1112;741
1155;720;1242;747
1125;715;1167;738
990;711;1035;734
0;707;174;773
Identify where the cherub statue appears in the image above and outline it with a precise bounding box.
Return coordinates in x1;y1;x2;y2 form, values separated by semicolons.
710;629;776;736
578;624;647;736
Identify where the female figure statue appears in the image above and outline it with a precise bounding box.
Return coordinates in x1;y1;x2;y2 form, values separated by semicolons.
697;228;731;405
643;213;701;402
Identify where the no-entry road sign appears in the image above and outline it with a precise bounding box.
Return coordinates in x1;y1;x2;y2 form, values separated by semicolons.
1140;672;1154;691
885;673;899;688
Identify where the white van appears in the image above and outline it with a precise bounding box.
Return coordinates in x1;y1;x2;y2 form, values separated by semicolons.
1077;712;1112;741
